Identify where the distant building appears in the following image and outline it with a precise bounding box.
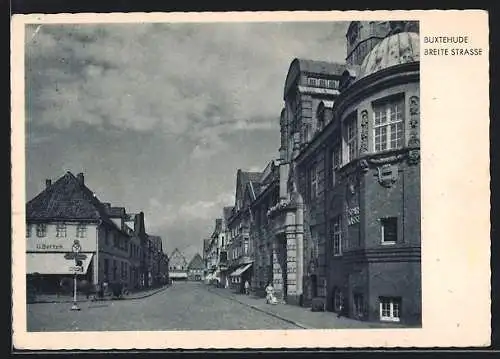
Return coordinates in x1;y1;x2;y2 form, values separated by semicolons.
204;218;228;285
169;248;188;281
187;253;204;281
148;235;168;286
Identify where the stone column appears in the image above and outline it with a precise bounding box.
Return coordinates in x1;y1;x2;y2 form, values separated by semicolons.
272;237;283;299
295;196;304;303
285;210;297;303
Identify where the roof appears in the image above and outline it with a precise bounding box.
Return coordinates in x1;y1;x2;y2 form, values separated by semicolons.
284;58;345;99
295;59;346;76
26;171;115;227
203;238;211;253
188;253;205;270
223;206;233;223
358;32;420;80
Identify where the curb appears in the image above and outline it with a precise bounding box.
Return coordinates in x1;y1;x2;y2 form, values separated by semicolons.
28;285;170;304
206;287;311;329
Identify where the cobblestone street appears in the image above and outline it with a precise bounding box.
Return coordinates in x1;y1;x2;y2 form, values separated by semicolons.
27;282;300;331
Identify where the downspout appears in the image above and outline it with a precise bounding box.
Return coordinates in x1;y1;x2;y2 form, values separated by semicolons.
96;219;102;285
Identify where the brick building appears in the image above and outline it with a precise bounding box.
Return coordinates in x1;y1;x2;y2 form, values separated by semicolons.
244;20;421;325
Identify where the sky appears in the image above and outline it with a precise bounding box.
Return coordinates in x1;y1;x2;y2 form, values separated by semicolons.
25;20;348;261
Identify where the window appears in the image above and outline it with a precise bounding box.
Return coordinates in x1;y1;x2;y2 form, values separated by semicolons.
373;98;404;151
310;164;319;200
104;259;109;278
334;288;344;312
345;114;358;162
55;223;67;237
353;293;365;318
328;79;340;89
113;260;117;280
380;217;398;244
36;224;47;237
307;77;317;87
332;216;342;256
379;297;401;322
331;145;341;187
26;224;31;238
244;240;249;256
76;224;87;238
319;78;327;87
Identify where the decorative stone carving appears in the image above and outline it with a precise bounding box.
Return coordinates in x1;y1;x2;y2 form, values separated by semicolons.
409;96;420;116
368;153;406;165
359;110;369;154
376;164;399;188
358;159;369;172
407;149;420;165
408;96;420;148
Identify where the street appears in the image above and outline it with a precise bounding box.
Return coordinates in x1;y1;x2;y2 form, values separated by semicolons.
27;281;300;331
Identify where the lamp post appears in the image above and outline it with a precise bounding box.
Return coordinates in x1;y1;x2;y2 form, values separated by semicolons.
70;240;82;311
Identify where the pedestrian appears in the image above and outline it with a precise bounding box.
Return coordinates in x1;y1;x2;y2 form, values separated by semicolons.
244;280;250;295
265;282;277;304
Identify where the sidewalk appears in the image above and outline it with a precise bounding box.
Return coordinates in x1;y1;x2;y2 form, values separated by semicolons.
207;286;411;329
28;285;170;304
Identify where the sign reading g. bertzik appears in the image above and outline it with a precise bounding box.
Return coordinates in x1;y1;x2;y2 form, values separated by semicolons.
26;224;97;252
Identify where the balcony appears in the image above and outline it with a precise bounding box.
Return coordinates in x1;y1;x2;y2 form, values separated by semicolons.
267;199;297;236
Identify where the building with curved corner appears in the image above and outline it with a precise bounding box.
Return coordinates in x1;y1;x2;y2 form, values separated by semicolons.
262;20;421;325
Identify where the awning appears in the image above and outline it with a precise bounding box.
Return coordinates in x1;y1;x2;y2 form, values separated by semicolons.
169;272;188;279
27;252;94;275
230;263;252;277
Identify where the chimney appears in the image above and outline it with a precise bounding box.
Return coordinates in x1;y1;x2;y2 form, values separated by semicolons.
77;172;84;186
45;179;52;188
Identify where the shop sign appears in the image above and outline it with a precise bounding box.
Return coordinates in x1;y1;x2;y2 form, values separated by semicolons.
69;266;83;273
347;206;360;226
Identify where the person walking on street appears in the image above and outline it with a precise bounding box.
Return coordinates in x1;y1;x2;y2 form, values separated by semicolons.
244;280;250;295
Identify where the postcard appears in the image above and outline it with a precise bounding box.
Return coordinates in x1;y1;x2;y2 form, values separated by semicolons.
11;10;490;350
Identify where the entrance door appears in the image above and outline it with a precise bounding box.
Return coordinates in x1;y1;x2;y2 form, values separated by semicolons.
311;275;318;298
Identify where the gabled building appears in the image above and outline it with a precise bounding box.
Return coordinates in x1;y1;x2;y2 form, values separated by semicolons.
25;171;147;293
187;253;204;281
226;170;261;293
169;248;188;281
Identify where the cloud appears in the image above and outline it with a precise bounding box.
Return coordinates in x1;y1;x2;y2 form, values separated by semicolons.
26;22;348;158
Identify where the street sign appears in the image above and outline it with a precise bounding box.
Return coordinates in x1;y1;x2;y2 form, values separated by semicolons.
71;240;82;253
69;266;83;273
64;253;88;260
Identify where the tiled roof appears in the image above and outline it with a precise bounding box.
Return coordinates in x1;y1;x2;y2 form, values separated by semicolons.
188;253;204;270
296;58;346;76
26;171;114;226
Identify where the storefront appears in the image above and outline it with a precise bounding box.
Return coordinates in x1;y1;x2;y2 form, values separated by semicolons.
26;252;95;293
229;262;253;293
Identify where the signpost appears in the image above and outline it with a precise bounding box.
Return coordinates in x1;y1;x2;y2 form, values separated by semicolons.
70;240;82;311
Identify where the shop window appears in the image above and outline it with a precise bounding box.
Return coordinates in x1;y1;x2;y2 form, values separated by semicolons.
345;113;358;163
55;223;67;237
76;224;87;238
26;224;31;238
332;216;342;256
373;97;404;152
380;217;398;244
353;293;365;318
379;296;401;322
319;78;327;87
36;224;47;238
